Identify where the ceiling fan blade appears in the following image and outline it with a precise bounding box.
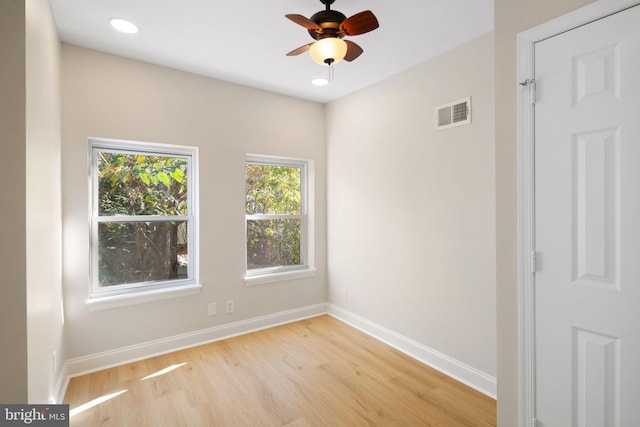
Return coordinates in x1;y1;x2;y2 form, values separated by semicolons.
344;40;364;62
340;10;379;36
285;14;322;31
286;43;313;56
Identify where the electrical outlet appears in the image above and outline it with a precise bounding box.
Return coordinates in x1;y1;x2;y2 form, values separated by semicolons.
208;302;217;316
341;289;348;301
226;300;234;313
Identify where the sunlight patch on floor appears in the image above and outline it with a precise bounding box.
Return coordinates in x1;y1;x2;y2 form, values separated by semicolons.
70;389;128;417
141;362;188;380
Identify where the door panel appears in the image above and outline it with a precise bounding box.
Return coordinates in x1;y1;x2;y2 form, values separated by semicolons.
534;5;640;426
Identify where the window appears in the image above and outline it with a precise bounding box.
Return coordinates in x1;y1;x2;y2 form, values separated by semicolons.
89;138;199;307
245;155;314;283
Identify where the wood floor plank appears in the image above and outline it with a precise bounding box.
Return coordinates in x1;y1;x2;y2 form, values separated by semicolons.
64;315;496;426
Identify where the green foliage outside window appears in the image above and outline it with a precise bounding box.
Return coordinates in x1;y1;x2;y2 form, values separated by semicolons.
245;164;303;270
97;152;189;287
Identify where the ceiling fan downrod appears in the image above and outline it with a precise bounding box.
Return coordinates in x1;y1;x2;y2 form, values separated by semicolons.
319;0;335;11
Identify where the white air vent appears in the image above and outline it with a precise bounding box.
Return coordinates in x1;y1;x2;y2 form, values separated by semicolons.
435;97;471;130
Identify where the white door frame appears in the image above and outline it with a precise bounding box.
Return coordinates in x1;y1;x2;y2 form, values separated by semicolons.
516;1;640;426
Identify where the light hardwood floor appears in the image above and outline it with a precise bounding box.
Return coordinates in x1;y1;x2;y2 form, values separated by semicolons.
64;315;496;426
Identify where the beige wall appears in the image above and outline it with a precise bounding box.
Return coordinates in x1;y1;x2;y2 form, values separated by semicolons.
494;0;594;425
25;0;64;403
327;32;496;386
0;0;64;403
61;45;327;359
0;0;28;403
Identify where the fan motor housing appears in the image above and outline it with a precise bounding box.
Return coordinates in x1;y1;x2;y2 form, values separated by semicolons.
307;10;346;39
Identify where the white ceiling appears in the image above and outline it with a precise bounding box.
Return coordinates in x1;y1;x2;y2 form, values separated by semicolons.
49;0;494;104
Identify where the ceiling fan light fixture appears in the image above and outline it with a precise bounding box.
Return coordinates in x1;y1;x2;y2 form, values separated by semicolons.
309;37;347;65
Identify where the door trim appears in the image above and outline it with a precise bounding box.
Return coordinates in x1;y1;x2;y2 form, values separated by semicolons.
516;1;640;426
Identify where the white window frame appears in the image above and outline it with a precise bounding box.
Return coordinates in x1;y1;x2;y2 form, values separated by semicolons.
244;154;315;285
88;137;200;310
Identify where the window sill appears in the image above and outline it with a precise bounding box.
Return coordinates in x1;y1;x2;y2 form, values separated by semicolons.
87;283;202;311
244;268;316;286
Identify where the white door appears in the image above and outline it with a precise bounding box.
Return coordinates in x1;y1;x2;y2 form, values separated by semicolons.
534;5;640;427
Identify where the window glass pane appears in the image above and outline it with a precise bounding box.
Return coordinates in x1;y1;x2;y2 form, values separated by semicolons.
245;164;301;215
98;152;188;216
98;221;188;287
247;219;301;269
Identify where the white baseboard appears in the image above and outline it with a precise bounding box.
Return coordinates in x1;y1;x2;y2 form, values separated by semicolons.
53;361;70;404
58;303;327;400
56;302;495;403
327;304;497;399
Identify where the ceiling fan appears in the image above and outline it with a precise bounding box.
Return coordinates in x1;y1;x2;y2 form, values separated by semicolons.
285;0;379;66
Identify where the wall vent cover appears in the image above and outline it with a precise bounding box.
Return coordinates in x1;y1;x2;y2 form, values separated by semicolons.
435;97;471;130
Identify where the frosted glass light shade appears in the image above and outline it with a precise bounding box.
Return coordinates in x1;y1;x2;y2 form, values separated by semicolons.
309;38;347;65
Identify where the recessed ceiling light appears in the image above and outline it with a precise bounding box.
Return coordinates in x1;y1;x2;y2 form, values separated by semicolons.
110;18;138;34
312;78;329;87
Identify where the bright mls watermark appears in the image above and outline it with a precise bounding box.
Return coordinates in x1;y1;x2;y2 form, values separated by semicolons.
0;405;68;426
